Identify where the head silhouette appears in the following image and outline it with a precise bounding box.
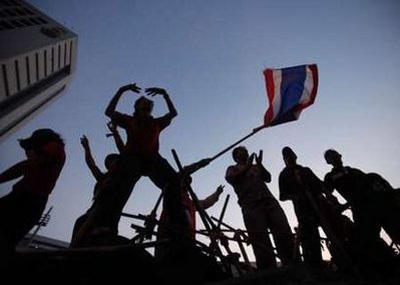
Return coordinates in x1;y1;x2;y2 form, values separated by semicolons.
282;146;297;167
324;149;342;167
232;146;249;164
104;153;120;171
19;128;63;155
134;96;153;117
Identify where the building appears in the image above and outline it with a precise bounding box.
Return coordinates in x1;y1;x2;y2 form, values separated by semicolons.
0;0;77;139
17;233;70;250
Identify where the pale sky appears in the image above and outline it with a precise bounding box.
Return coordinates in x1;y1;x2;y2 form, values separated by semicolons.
1;0;399;260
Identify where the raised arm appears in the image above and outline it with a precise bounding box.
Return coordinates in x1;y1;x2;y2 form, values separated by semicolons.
80;135;103;181
145;87;178;120
199;185;224;210
182;158;212;176
0;161;26;184
105;83;141;118
107;121;125;153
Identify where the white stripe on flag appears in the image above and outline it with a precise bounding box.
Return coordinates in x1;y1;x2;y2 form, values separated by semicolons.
271;70;282;121
298;66;313;105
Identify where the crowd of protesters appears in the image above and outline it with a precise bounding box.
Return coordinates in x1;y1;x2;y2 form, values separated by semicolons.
0;83;399;277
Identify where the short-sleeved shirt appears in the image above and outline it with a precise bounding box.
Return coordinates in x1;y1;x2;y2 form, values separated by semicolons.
111;112;171;156
225;164;275;208
13;142;66;197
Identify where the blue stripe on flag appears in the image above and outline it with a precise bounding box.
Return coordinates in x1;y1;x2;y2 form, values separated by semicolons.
278;65;306;117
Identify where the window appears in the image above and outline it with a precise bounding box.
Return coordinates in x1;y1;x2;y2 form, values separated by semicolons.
35;52;39;81
25;56;30;85
2;64;9;97
14;60;20;91
44;50;47;76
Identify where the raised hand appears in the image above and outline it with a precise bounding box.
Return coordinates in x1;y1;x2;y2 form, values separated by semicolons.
145;87;168;97
121;83;141;93
256;150;263;165
216;185;225;195
248;153;256;165
80;135;89;149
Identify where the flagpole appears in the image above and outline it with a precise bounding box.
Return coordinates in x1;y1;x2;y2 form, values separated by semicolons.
210;124;267;162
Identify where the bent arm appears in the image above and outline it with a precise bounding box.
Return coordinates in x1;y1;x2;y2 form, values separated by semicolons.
105;87;128;118
163;92;178;119
0;161;26;183
199;186;223;209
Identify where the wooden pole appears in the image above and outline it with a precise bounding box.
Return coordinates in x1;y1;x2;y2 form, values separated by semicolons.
210;125;266;162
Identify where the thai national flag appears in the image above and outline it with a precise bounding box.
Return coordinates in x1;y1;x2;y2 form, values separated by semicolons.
263;64;318;127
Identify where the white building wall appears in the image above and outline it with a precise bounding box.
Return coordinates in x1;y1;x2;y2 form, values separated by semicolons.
0;0;78;139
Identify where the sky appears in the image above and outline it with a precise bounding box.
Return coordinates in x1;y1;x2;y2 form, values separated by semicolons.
1;0;399;260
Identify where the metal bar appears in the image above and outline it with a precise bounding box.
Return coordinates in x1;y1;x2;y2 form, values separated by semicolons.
216;195;230;230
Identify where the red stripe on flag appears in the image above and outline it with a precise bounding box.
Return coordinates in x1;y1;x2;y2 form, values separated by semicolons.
263;69;275;125
309;64;318;104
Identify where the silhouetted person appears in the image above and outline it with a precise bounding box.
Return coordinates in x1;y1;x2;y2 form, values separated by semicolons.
103;83;187;240
0;129;65;256
156;180;223;259
366;172;400;245
70;134;120;246
324;149;394;268
278;147;323;268
225;146;295;270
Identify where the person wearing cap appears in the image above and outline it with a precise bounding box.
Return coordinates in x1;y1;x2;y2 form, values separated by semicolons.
0;129;65;254
101;83;191;240
225;146;296;270
278;146;326;268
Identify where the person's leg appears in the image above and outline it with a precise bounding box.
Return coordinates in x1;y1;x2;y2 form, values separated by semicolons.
295;204;323;267
147;155;188;240
242;203;277;270
265;199;297;266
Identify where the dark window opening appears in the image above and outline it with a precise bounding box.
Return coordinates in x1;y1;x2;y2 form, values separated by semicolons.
35;52;39;81
2;64;9;97
14;60;20;91
58;45;61;69
25;56;30;85
69;41;73;65
51;47;54;73
63;42;67;66
44;50;47;77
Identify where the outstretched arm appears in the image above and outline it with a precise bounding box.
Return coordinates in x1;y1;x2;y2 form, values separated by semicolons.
0;161;26;184
145;87;178;120
105;84;141;118
80;135;103;181
107;122;125;153
199;185;224;209
182;158;212;175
